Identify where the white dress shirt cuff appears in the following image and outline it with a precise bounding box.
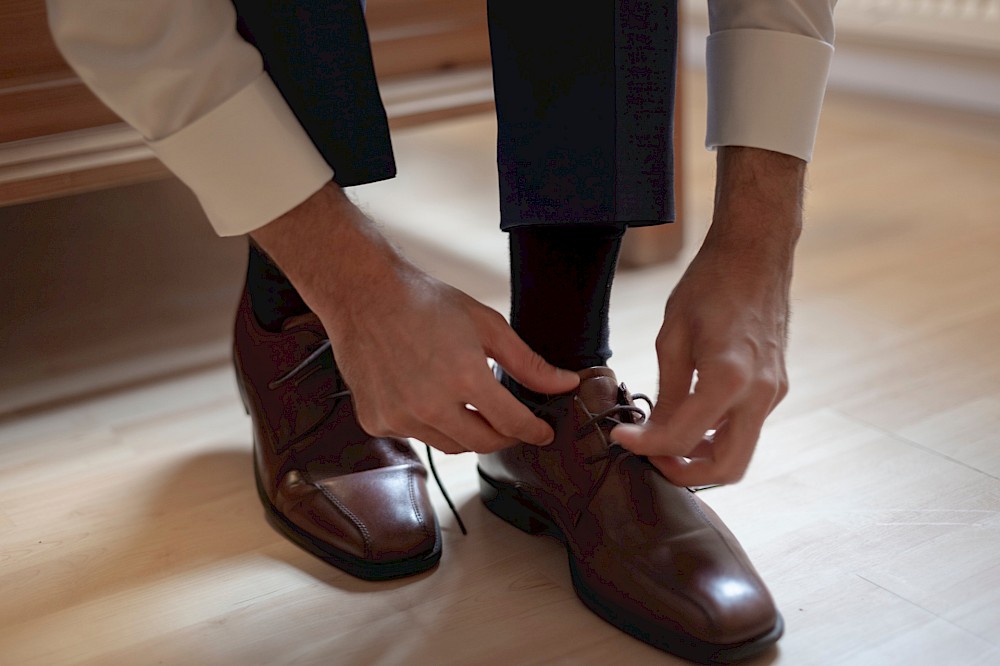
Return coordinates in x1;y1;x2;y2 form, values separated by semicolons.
149;73;334;236
705;28;834;163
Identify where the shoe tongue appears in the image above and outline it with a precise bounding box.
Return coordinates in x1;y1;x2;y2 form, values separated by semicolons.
575;367;622;414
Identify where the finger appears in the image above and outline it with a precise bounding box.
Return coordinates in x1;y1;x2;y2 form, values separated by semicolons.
656;369;744;447
612;422;695;457
681;436;716;460
653;408;764;486
768;373;790;415
612;328;696;454
469;375;556;446
432;404;522;454
613;381;735;458
409;426;470;455
477;311;579;395
648;333;695;425
631;369;694;451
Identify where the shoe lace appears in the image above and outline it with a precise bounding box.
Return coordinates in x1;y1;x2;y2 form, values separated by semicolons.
527;385;654;526
424;445;467;535
270;340;467;535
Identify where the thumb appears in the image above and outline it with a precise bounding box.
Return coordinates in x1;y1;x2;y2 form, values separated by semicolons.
612;361;693;454
612;396;673;451
482;318;579;395
612;420;675;455
612;401;692;457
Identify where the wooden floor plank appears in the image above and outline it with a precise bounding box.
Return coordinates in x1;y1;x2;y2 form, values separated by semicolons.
1;68;999;664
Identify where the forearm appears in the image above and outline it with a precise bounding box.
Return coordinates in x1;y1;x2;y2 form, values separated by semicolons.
248;183;408;333
707;146;805;258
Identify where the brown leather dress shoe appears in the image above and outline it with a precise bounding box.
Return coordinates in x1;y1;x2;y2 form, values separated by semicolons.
478;367;782;664
233;287;441;580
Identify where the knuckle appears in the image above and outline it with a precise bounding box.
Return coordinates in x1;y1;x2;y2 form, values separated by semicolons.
710;357;752;392
454;371;482;397
775;376;790;402
486;307;508;329
477;307;509;339
398;391;438;422
655;331;684;358
749;368;790;406
750;374;780;396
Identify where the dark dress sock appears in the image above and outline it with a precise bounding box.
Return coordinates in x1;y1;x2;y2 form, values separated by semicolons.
246;242;310;332
509;225;625;371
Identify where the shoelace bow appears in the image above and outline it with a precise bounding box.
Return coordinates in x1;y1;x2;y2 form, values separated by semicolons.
271;340;467;535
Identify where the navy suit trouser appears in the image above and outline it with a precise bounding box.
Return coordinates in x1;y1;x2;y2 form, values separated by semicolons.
233;0;678;230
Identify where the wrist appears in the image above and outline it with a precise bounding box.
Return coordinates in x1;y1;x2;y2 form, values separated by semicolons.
249;181;408;323
706;146;805;259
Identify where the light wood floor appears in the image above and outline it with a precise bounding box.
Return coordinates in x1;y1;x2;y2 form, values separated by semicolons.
1;69;999;665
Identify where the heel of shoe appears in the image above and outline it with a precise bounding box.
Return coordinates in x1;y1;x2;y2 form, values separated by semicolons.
478;468;557;537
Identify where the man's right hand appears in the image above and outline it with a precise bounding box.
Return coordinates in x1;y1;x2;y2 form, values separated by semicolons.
250;182;580;454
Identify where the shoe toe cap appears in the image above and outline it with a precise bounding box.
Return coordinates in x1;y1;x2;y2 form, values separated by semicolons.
278;464;440;563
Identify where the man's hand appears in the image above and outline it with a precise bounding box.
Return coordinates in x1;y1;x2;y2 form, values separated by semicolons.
251;182;580;454
612;146;804;486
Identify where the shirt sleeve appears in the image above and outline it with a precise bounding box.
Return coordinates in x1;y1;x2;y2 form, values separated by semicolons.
46;0;334;236
704;2;838;162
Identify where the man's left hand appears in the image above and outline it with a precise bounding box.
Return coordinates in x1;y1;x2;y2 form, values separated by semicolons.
612;146;805;487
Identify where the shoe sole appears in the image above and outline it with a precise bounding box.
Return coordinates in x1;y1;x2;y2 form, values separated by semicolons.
478;467;783;664
253;456;443;581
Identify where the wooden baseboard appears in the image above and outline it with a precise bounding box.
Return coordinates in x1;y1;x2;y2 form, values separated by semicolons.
0;67;497;208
